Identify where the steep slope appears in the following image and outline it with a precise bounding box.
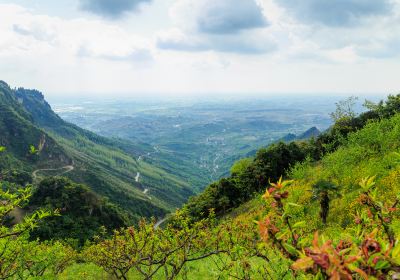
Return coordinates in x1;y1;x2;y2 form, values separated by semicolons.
170;113;400;279
29;177;129;244
1;81;195;221
0;82;71;170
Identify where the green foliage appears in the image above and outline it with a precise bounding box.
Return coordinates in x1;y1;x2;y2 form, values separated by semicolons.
311;93;400;160
84;212;222;280
29;145;38;155
260;175;400;279
0;146;5;153
329;96;358;122
17;240;77;278
311;180;340;224
0;169;32;185
184;141;309;220
230;157;252;176
29;177;129;245
0;181;74;279
364;93;400;119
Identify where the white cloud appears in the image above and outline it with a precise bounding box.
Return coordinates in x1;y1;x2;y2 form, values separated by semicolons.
0;4;152;62
170;0;268;34
0;4;157;95
270;0;400;59
157;27;277;54
278;0;393;27
157;0;276;54
79;0;152;19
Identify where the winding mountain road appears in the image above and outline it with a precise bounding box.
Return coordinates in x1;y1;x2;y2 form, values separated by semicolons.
32;165;74;180
154;216;168;229
135;172;150;195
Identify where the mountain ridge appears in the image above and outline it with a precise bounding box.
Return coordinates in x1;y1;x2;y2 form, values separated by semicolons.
0;81;195;221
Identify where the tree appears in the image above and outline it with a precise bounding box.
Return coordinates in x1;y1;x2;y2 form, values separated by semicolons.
230;158;252;176
330;96;358;122
29;177;128;244
364;94;400;119
311;180;340;224
84;212;224;280
0;183;53;278
0;170;32;185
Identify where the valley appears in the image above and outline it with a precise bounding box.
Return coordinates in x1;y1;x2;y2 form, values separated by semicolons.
51;96;338;191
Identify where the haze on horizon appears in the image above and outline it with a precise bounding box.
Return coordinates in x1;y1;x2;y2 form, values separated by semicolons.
0;0;399;98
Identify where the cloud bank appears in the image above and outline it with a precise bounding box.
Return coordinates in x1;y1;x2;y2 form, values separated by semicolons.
79;0;151;18
157;0;275;54
278;0;393;27
193;0;268;34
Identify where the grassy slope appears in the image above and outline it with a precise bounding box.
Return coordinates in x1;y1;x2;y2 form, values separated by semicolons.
176;113;400;278
147;114;400;278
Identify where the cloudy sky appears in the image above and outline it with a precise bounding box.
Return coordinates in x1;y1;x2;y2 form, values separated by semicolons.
0;0;399;97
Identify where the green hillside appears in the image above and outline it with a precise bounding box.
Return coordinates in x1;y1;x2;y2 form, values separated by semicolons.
0;82;71;171
0;81;195;222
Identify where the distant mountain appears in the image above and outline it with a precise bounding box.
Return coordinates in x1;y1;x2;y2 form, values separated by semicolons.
297;126;321;139
280;133;297;142
1;81;195;222
281;126;321;142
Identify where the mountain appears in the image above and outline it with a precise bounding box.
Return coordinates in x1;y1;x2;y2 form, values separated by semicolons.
296;126;321;139
280;133;297;142
0;81;195;221
280;126;321;142
0;81;70;170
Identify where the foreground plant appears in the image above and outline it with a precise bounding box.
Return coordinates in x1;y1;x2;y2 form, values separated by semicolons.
0;182;75;279
259;177;304;260
84;211;226;280
259;177;400;279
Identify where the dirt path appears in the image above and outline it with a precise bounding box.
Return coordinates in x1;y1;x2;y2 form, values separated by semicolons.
32;165;74;180
154;216;168;229
135;172;151;196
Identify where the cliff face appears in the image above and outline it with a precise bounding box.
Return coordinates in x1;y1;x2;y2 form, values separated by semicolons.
0;81;71;168
15;87;64;129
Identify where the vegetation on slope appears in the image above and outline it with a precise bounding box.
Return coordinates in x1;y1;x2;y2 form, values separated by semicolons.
0;82;71;171
28;177;129;245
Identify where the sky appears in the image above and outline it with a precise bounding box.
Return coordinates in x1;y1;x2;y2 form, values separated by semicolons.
0;0;399;97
